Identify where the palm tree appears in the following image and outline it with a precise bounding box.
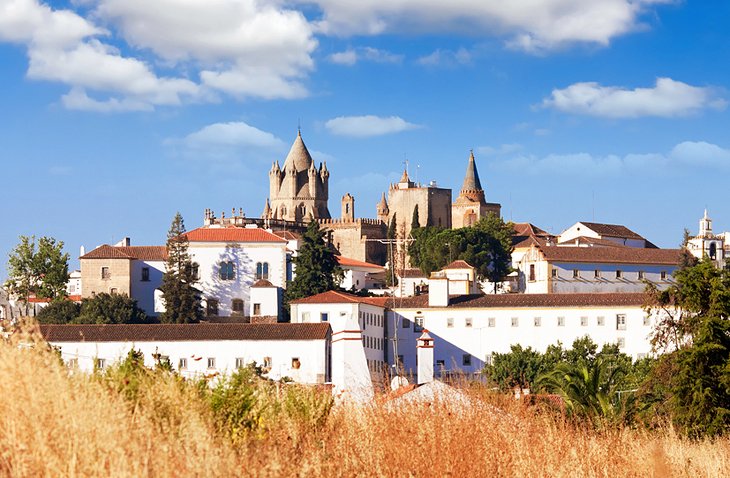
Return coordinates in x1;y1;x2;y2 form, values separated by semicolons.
537;357;627;426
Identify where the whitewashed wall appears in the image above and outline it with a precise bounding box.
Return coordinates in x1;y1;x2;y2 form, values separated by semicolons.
52;338;328;383
130;259;165;317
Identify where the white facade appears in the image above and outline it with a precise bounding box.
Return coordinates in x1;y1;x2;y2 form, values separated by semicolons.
41;323;330;384
66;270;82;296
687;210;728;268
130;259;166;316
186;226;287;318
558;221;649;248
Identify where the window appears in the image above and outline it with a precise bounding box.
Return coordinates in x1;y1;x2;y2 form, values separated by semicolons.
447;317;454;328
580;316;588;327
488;317;496;327
235;357;245;369
643;316;651;326
402;318;410;328
291;357;301;369
255;262;269;280
617;337;626;349
178;358;187;370
436;359;445;369
660;271;667;280
511;317;519;327
638;270;645;280
557;316;565;327
110;288;118;294
95;358;106;369
253;303;261;316
320;312;328;322
207;357;216;369
534;316;541;327
594;269;601;279
232;299;244;315
206;299;219;316
141;267;150;282
616;269;623;279
219;261;235;281
67;358;78;369
462;354;472;367
465;317;473;328
414;317;424;333
573;269;580;279
616;314;627;330
529;264;536;281
597;316;605;326
101;267;110;280
551;268;558;279
190;263;199;280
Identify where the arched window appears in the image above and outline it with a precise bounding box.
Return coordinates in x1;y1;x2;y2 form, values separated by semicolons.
256;262;269;280
219;261;235;281
710;242;717;259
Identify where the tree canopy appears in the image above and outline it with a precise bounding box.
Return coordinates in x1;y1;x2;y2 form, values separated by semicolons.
159;213;202;324
5;235;70;305
408;213;514;290
37;293;148;324
286;220;343;303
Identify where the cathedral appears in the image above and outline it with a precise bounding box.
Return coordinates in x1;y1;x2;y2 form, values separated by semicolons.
255;131;502;265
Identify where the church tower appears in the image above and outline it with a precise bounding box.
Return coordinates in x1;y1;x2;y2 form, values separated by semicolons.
687;209;725;267
376;193;389;223
341;193;355;221
451;151;501;228
264;131;331;222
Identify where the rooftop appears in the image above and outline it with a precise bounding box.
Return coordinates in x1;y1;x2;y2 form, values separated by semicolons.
393;292;648;309
290;290;389;307
336;256;385;270
185;227;287;243
574;222;646;241
81;245;167;261
537;243;681;265
39;323;330;342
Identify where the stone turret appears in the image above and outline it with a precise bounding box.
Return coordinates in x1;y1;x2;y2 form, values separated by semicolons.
376;192;389;222
261;198;272;219
451;150;501;228
342;193;355;221
458;150;486;203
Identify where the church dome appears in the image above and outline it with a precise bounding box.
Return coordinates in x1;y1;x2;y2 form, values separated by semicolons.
283;131;313;172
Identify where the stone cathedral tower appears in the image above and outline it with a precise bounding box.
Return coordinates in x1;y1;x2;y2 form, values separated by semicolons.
263;131;331;222
451;151;501;228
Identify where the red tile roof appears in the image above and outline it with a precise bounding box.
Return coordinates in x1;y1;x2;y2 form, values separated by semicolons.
442;260;474;270
393;292;648;309
81;245;167;261
289;290;388;307
273;231;300;240
399;268;427;278
577;222;646;241
185;227;287;243
252;279;275;287
513;222;550;237
39;323;330;342
336;256;385;270
537;244;681;265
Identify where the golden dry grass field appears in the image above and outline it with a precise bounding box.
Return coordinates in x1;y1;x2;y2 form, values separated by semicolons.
1;332;728;478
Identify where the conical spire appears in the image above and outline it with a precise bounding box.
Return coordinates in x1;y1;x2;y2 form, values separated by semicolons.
460;150;483;192
283;130;313;172
262;198;271;219
377;192;388;208
399;169;410;184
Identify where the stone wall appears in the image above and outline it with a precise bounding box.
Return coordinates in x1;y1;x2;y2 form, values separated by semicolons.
80;258;132;297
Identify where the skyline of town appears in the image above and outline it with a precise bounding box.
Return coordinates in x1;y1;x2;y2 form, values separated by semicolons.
2;0;730;279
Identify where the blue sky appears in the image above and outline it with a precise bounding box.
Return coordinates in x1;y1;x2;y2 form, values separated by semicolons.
1;0;729;277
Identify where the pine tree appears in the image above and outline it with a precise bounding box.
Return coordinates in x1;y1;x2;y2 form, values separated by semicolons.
385;213;398;286
286;221;343;303
159;213;202;323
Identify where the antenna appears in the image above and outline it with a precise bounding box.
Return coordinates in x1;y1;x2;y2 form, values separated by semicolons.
402;155;409;175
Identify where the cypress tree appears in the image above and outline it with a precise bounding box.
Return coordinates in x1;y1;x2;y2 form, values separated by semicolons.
160;213;202;323
411;205;420;230
286;221;343;302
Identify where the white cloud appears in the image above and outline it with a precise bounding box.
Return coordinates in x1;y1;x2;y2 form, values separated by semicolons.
312;0;672;51
416;47;472;66
327;46;402;65
492;141;730;176
183;122;285;149
477;143;523;156
0;0;102;47
324;115;422;137
542;78;727;118
61;87;153;112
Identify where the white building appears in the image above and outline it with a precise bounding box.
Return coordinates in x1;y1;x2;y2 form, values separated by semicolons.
558;221;655;248
40;322;331;384
517;241;680;294
66;270;82;297
686;210;728;268
184;225;288;319
336;256;386;291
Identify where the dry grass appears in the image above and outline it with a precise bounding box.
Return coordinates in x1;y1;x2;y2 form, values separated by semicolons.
0;335;728;478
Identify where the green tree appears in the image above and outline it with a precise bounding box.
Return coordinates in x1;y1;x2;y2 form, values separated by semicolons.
385;213;398;287
75;293;148;324
36;300;81;324
642;256;730;437
5;236;70;309
159;213;202;324
408;213;514;292
484;344;546;390
411;205;420;230
286;221;343;303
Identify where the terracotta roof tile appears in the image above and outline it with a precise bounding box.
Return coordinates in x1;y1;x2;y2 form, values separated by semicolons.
336;256;385;270
578;222;646;241
393;292;648;309
39;323;330;342
399;268;427;278
538;244;681;265
81;245;167;261
185;227;287;243
290;290;388;307
252;279;275;287
273;231;300;241
442;260;473;270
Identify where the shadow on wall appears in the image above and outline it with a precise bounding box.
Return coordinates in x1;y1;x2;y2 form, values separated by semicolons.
198;244;254;320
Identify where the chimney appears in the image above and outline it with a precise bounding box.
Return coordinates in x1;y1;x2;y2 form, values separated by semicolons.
114;237;131;247
417;330;434;384
79;245;85;257
428;273;449;307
